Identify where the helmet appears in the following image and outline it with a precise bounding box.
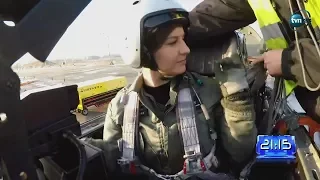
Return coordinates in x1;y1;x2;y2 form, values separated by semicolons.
120;0;189;69
177;0;204;11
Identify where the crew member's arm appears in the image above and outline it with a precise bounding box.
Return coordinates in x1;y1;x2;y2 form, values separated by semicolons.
187;0;256;44
217;90;257;163
85;90;124;172
282;38;320;88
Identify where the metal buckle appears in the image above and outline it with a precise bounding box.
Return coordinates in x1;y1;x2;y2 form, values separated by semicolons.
183;151;206;175
117;158;137;174
117;157;130;166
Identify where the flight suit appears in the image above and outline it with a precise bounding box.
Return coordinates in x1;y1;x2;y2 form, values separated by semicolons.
88;72;257;176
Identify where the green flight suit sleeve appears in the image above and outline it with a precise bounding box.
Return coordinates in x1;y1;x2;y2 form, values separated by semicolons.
85;90;124;172
217;91;257;163
186;0;256;47
282;38;320;88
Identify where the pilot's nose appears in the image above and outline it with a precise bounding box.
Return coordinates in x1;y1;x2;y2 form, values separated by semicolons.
180;40;190;55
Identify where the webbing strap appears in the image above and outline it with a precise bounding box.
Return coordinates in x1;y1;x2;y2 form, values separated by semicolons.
177;88;201;156
117;88;222;179
177;88;219;176
118;91;139;169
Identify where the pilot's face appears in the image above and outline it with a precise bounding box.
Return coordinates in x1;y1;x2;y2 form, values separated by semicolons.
153;26;190;77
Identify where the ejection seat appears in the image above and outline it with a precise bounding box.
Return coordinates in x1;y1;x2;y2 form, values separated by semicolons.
186;30;269;133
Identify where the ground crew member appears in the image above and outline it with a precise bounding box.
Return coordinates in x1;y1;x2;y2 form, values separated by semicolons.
245;0;320;152
86;0;257;179
185;0;320;123
245;0;320;123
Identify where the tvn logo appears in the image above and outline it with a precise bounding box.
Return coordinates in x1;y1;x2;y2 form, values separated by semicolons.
290;10;312;29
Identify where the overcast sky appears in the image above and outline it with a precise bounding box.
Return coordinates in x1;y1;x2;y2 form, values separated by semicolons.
13;0;259;65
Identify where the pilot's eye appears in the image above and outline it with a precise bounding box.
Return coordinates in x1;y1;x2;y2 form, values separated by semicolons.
167;40;177;45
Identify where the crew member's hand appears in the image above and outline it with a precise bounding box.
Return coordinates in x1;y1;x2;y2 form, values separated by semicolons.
248;49;283;77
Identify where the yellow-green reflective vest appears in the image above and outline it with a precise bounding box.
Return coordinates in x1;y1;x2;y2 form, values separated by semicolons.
247;0;320;96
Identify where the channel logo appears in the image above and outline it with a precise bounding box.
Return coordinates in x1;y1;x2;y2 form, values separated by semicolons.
290;10;312;29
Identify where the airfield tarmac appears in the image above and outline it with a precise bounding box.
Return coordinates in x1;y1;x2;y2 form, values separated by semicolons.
17;63;139;92
15;61;139;135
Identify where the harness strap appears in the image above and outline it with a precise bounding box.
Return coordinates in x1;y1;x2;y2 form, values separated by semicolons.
136;145;221;180
176;88;219;179
117;91;140;174
117;88;224;179
177;88;202;165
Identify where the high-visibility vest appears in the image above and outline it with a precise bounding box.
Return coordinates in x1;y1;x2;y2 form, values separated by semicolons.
247;0;320;96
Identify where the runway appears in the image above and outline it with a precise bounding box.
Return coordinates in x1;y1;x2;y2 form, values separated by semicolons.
18;64;139;92
16;62;139;136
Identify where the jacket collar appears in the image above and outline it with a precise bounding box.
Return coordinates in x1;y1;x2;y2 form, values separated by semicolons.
127;72;184;93
127;71;200;106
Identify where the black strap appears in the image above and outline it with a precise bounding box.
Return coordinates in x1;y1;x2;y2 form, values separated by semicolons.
250;66;267;94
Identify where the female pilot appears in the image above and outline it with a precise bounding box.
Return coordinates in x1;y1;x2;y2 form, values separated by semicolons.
87;0;257;179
